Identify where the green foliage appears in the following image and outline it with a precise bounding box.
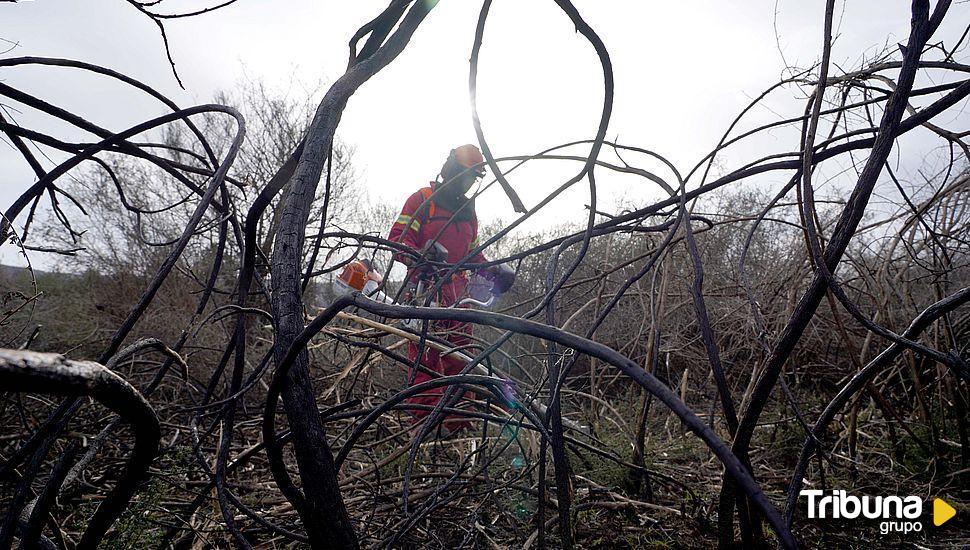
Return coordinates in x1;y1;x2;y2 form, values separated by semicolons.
103;477;166;550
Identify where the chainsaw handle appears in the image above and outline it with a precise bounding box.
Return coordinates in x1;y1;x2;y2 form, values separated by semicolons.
456;296;495;309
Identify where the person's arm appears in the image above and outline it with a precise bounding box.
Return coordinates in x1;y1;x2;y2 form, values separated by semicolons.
388;191;425;266
470;221;515;295
468;231;488;265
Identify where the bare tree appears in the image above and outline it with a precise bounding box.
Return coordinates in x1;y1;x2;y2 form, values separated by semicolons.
1;1;968;549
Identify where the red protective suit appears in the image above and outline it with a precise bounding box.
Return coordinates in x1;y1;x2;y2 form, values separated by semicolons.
388;182;486;432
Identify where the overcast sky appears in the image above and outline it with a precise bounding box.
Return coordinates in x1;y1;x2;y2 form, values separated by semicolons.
2;0;969;268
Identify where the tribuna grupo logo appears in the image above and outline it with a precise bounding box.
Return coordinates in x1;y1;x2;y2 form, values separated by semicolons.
800;490;957;535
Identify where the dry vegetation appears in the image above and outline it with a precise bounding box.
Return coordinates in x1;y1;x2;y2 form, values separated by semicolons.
1;1;969;548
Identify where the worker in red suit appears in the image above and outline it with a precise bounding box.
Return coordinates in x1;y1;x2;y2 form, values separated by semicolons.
387;144;514;435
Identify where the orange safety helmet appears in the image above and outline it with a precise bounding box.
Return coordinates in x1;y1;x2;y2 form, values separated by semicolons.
451;144;486;177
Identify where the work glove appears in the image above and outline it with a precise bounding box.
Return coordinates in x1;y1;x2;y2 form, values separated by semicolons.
399;242;445;267
420;241;448;263
485;264;515;295
410;242;449;282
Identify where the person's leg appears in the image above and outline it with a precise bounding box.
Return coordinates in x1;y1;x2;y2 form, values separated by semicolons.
439;321;475;432
404;342;445;423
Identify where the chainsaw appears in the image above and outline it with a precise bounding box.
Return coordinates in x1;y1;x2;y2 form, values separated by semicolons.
332;253;507;328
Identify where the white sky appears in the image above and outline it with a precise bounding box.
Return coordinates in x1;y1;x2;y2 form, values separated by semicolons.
2;0;969;269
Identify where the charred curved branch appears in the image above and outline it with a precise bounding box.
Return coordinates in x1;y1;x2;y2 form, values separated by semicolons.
783;286;970;526
265;293;798;549
0;350;160;550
